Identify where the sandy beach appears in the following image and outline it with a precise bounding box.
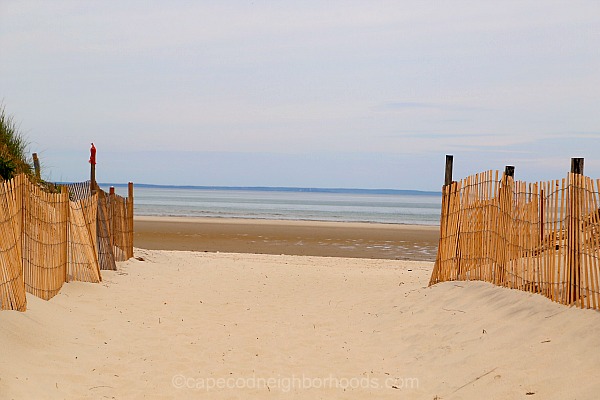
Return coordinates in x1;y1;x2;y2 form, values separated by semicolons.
1;244;600;399
4;1;598;398
134;216;440;261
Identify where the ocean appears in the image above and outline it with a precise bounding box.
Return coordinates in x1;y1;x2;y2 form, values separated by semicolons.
106;185;442;225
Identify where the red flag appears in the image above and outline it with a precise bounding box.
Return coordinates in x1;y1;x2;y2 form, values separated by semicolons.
89;143;96;165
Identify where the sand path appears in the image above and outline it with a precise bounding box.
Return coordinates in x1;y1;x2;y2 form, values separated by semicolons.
1;249;599;399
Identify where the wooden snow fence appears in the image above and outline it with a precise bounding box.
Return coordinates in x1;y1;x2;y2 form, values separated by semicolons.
98;186;134;263
110;188;134;261
64;182;134;269
0;175;26;311
22;176;72;300
430;166;600;310
66;181;117;271
96;190;117;271
0;175;134;311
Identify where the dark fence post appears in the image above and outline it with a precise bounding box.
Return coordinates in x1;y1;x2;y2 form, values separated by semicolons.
495;165;515;286
32;153;41;179
89;143;97;193
444;155;454;186
571;157;584;175
568;157;584;304
433;155;455;284
90;165;96;192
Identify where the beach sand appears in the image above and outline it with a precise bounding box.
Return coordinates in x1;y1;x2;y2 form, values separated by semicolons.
134;216;440;261
1;245;599;399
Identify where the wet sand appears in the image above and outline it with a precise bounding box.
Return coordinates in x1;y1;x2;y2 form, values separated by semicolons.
134;216;440;261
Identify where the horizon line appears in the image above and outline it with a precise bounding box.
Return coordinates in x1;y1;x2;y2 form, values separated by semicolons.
87;182;442;196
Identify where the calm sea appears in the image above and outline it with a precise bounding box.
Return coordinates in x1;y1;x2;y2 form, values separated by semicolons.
106;185;442;226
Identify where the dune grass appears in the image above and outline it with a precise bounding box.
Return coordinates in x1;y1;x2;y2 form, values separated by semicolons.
0;105;33;180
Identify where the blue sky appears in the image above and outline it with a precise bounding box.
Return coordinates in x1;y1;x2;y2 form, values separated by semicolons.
1;1;599;190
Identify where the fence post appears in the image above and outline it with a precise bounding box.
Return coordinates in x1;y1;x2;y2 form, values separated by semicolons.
89;143;97;193
127;182;134;258
32;153;41;180
63;189;69;284
444;155;454;186
430;155;454;285
90;165;96;192
571;158;584;175
567;157;584;304
495;165;515;286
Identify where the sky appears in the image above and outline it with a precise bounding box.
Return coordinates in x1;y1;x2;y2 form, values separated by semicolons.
1;1;599;191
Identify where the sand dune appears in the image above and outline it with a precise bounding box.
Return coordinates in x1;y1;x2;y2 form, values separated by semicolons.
1;249;599;399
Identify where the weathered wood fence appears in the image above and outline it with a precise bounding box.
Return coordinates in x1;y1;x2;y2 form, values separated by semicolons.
430;156;600;310
0;174;133;311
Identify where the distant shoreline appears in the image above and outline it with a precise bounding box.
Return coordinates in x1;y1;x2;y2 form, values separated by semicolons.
96;182;442;196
